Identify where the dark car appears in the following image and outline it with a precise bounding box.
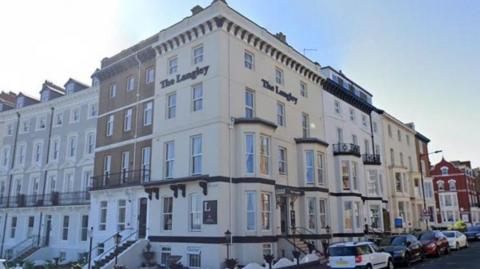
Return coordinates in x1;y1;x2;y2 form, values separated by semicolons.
418;231;449;257
379;235;424;266
464;226;480;241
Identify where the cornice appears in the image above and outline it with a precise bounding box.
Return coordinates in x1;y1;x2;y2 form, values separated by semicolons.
233;117;277;129
294;137;329;147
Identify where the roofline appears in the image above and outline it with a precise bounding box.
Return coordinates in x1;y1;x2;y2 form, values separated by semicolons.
415;132;430;143
321;66;373;97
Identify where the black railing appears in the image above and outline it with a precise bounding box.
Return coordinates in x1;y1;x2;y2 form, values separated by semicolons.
363;154;381;165
1;192;89;208
91;169;150;190
333;143;361;157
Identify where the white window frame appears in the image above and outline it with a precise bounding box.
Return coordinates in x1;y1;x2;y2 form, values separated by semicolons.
189;193;202;231
168;57;178;74
259;135;271;175
167;93;176;119
99;201;107;231
275;68;284;85
244;50;254;70
191;135;202;175
106;115;114;137
261;192;271;230
245;133;255;174
246;191;257;231
192;84;203;112
124;108;133;132
143;102;153;126
278;146;287;175
193;45;204;64
146;66;155;84
277;102;285;126
127;76;136;91
117;199;127;231
305;150;315;184
165;141;175;179
110;83;117;98
245;89;255;118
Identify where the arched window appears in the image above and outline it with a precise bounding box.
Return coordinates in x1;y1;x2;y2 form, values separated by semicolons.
437;181;445;191
448;180;456;192
441;166;449;175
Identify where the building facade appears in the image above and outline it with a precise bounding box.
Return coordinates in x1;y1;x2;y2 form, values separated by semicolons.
0;80;98;262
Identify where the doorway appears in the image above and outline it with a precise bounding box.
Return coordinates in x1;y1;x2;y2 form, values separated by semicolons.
45;215;52;246
138;198;147;238
280;197;288;235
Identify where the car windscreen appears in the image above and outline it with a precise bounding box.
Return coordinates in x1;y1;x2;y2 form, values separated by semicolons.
328;246;358;256
419;232;435;241
443;231;455;237
390;236;407;246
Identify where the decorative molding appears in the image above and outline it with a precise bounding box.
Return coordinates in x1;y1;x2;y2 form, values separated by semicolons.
294;137;329;147
233;117;277;129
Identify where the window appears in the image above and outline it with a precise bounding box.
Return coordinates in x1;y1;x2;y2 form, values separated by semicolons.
168;57;178;74
167;93;176;119
124;108;132;132
399;152;404;167
390;148;395;165
259;135;270;175
142;147;151;181
17;144;25;165
37;117;46;130
193;46;203;64
81;215;88;241
370;205;381;229
354;202;361;229
352;134;358;146
144;102;153;126
163;197;173;230
406;135;410;145
362;115;367;127
424;182;434;198
319;199;327;229
190;194;202;231
99;201;107;230
449;180;457;191
121;151;129;181
408;156;413;171
10;216;17;238
48;175;56;193
27;216;34;237
160;247;171;266
363;139;370;154
110;84;117;98
337;128;344;143
71;108;80;123
245;134;255;174
68;136;77;158
261;193;271;230
244;50;254;69
192;84;203;112
127;76;136;91
187;249;201;268
342;161;350;190
305;150;314;184
373;122;378;133
262;244;273;256
398;201;406;220
117;200;126;231
277;102;285;126
34;143;42;164
275;68;284;85
55;112;63;126
387;124;392;137
22;120;29;133
349;108;355;121
245;89;255;118
300;81;307;97
90;104;98;118
246;191;256;231
368;170;380;196
317;152;325;185
302;113;310;138
146;67;155;84
165;141;174;178
397;129;402;142
1;147;9;168
191;135;202;175
106;115;114;136
278;147;287;175
307;197;316;230
62;216;69;240
344;202;353;230
352;161;358;190
86;132;95;154
441;167;449;175
395;173;403;192
334;100;341;114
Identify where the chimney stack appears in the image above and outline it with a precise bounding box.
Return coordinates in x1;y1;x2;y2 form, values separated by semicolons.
275;32;287;43
191;5;203;15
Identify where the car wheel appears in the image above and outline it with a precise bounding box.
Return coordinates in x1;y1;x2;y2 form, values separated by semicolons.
404;253;412;267
445;246;450;255
456;242;460;250
435;248;441;257
384;259;394;269
465;241;469;248
366;264;372;269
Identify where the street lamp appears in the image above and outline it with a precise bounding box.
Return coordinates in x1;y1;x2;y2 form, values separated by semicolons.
420;150;442;230
224;230;232;259
87;227;93;269
113;232;122;267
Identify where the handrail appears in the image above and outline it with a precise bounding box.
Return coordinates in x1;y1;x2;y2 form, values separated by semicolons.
91;169;150;190
5;235;40;260
278;236;307;255
94;230;138;263
89;232;120;255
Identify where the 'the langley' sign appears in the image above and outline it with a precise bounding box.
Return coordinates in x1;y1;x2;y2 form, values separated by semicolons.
261;79;298;104
160;65;209;88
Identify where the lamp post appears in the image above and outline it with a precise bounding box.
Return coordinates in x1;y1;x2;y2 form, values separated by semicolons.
224;230;232;259
87;227;93;269
420;150;442;230
113;232;122;268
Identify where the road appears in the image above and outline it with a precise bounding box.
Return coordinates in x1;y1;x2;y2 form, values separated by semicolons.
409;242;480;269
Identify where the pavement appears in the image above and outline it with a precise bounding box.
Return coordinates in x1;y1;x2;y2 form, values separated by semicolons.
408;242;480;269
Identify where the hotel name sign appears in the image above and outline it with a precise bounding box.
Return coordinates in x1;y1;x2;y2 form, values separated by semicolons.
160;65;210;89
261;79;298;104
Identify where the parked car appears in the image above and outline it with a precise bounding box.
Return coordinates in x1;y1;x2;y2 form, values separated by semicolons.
328;241;394;269
418;231;449;257
0;259;5;269
464;225;480;241
443;230;468;250
379;234;424;266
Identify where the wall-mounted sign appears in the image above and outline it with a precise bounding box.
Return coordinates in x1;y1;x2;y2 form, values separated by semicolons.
394;217;403;228
160;66;210;89
203;200;217;224
261;79;298;104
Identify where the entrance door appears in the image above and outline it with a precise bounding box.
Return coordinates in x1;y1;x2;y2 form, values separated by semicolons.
280;197;288;235
45;215;52;246
138;198;147;238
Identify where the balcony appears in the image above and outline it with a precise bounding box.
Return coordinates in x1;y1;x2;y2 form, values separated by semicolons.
333;143;361;157
91;169;150;190
363;154;382;165
0;192;90;208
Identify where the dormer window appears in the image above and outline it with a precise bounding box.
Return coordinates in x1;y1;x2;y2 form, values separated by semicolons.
66;83;75;94
16;96;25;108
437;181;445;191
441;166;449;175
41;91;50;102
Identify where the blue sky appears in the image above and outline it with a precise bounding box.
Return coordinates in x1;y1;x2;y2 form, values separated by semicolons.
1;0;479;166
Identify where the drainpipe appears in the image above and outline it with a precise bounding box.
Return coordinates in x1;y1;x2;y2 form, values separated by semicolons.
37;106;55;245
132;54;141;236
0;111;21;257
368;112;376;155
227;29;234;252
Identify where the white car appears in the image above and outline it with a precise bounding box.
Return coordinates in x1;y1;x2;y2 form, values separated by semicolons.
328;241;394;269
443;230;468;250
0;259;6;269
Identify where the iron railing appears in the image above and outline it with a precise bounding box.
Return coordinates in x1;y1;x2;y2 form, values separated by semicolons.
362;154;381;165
333;143;361;157
4;235;45;261
0;192;89;208
91;169;150;190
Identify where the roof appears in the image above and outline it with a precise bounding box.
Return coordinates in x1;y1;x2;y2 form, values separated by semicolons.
415;132;430;143
17;92;40;103
321;66;373;97
42;80;65;95
64;78;90;89
0;91;16;105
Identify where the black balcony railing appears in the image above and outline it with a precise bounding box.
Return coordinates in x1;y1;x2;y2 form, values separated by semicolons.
363;154;382;165
91;169;151;190
0;191;90;208
333;143;361;157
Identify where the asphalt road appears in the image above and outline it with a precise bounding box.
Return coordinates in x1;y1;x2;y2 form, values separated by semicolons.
408;242;480;269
